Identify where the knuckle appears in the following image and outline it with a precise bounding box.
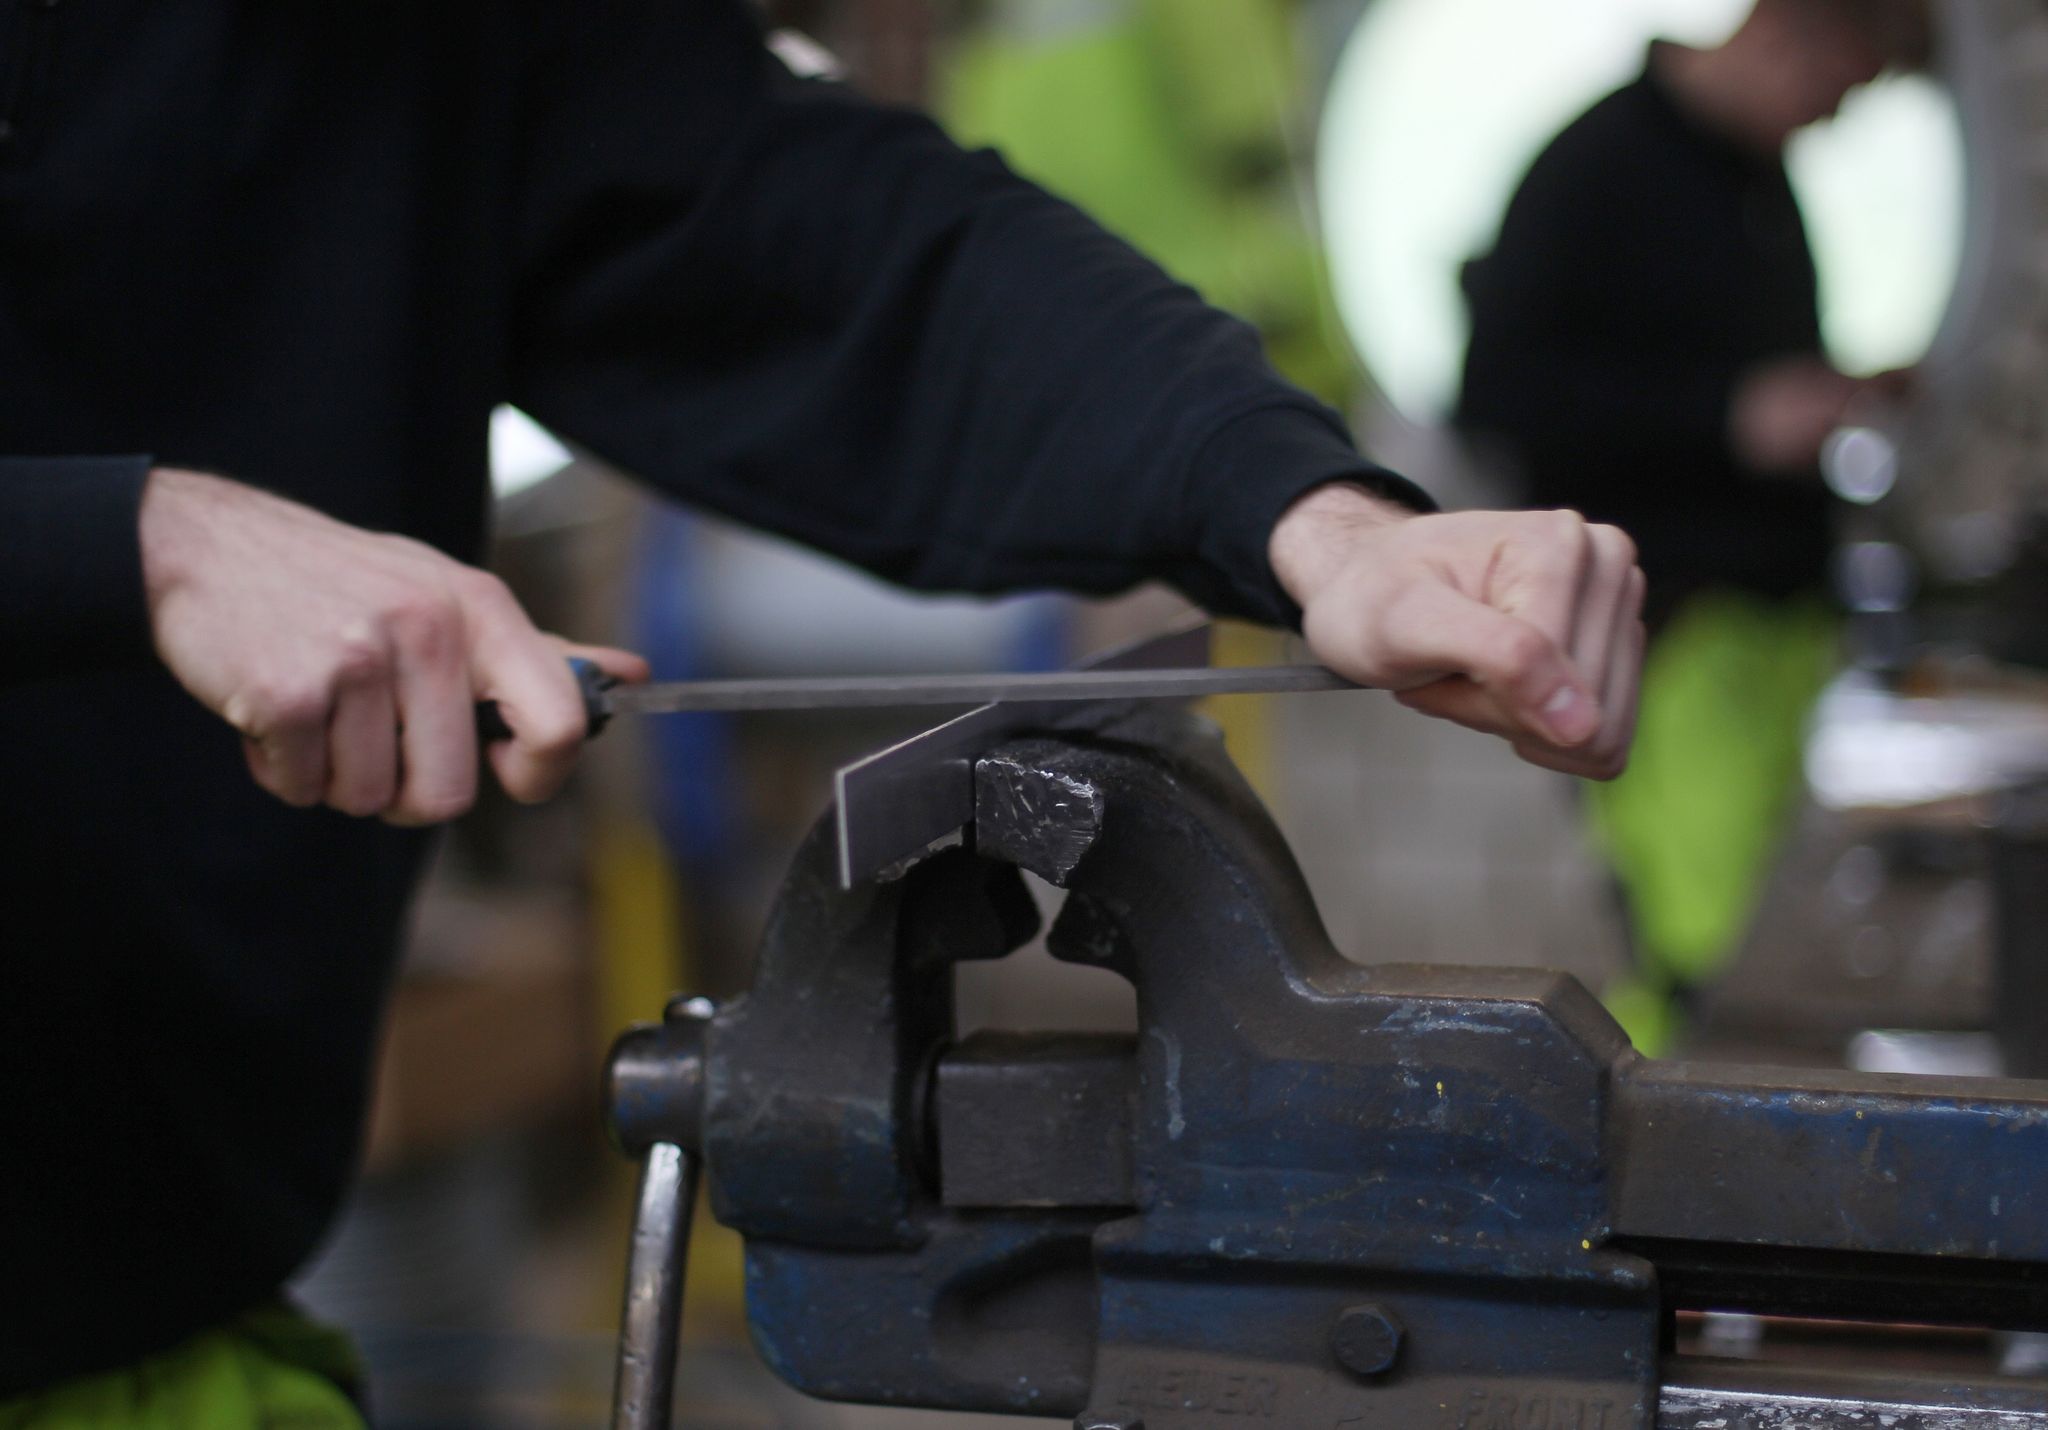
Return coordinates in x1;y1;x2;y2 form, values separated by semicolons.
239;677;327;732
385;533;445;563
501;722;586;789
1540;507;1589;545
526;715;585;759
276;690;330;729
1492;624;1554;683
330;626;391;688
384;591;462;659
1593;523;1639;571
457;567;516;613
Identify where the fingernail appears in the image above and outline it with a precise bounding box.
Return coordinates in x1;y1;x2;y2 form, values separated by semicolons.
1541;685;1600;744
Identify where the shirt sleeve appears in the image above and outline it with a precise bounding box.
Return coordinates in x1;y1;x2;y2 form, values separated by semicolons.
0;455;155;679
504;0;1427;629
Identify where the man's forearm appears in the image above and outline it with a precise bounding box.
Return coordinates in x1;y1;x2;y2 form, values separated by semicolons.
507;0;1426;627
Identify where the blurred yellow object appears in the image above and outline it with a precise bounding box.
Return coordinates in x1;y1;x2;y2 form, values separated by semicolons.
1589;593;1837;1052
0;1304;364;1430
1204;620;1289;803
589;817;690;1050
587;817;751;1333
943;0;1356;404
682;1185;751;1343
1601;974;1687;1061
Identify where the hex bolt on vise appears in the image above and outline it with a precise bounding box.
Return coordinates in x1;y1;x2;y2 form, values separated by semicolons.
604;712;2048;1428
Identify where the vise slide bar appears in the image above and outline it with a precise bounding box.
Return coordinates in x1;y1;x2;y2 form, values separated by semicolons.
606;711;2048;1428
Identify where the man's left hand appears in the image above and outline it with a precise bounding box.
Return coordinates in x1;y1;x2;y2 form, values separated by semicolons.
1269;483;1645;780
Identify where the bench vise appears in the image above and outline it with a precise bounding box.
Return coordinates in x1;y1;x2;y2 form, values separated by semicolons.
604;712;2048;1428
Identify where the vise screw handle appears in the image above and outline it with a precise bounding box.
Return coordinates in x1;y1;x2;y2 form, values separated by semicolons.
606;995;715;1430
612;1141;700;1430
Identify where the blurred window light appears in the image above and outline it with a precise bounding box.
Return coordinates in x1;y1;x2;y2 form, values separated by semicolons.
1805;672;2048;810
489;405;574;499
1790;73;1963;377
1318;0;1965;422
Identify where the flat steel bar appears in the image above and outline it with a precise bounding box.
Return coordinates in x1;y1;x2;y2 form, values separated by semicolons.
1616;1061;2048;1268
610;663;1353;714
1660;1359;2048;1427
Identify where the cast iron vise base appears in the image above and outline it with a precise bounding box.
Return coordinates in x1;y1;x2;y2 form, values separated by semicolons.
605;712;2048;1429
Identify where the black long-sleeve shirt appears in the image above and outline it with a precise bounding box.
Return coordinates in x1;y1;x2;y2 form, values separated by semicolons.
0;2;1419;1390
1456;52;1834;613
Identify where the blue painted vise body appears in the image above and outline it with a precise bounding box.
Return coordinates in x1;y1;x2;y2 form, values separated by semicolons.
643;715;2048;1427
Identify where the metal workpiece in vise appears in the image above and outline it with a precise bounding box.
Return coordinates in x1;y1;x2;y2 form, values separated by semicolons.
603;711;2048;1429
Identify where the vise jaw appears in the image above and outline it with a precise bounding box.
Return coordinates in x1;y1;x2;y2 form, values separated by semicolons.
606;713;2048;1429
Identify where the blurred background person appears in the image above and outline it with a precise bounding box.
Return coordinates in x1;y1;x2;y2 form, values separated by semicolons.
1453;0;1930;1048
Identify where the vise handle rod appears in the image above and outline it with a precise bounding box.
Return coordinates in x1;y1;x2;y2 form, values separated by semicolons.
606;996;715;1430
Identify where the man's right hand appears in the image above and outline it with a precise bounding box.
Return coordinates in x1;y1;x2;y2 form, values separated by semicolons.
1729;356;1872;474
1270;484;1643;781
140;468;648;824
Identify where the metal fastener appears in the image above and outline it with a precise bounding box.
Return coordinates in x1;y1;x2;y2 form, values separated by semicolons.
1332;1303;1405;1378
